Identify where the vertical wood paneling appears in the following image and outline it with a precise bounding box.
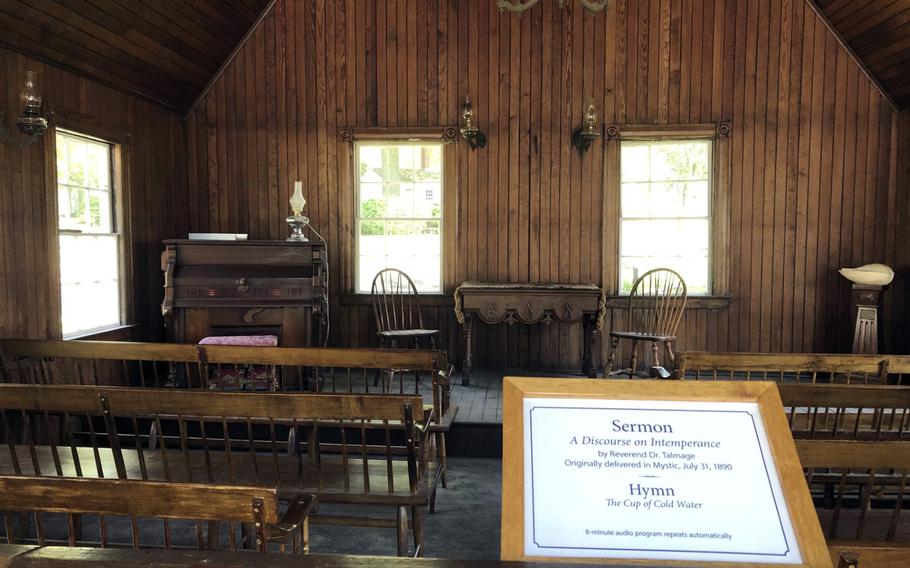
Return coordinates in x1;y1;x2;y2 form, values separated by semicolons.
182;0;905;367
0;47;187;340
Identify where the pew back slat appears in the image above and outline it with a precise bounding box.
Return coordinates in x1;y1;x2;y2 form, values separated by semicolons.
0;476;316;553
795;440;910;544
778;384;910;441
675;352;910;385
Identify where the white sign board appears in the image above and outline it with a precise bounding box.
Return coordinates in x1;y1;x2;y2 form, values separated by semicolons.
523;397;802;564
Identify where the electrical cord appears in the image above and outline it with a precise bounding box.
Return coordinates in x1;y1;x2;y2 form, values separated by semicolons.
306;224;330;347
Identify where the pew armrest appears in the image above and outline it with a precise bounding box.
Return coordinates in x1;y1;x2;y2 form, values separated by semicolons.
270;493;318;535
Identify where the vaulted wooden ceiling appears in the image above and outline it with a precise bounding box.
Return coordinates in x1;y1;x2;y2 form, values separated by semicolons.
814;0;910;108
0;0;273;113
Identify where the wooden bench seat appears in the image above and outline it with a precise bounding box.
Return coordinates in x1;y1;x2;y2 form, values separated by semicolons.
0;476;317;553
0;385;432;556
0;446;429;504
795;440;910;544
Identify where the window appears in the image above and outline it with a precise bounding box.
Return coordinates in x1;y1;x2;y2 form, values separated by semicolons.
56;130;121;337
619;139;712;295
355;142;443;293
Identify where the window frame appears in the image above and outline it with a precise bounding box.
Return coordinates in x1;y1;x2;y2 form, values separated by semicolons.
352;139;445;295
45;110;132;340
603;123;731;302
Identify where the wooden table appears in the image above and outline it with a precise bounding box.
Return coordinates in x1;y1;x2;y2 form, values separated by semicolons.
454;283;605;384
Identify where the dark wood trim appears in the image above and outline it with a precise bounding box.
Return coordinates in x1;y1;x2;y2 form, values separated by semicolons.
184;0;279;118
41;110;62;340
606;295;732;310
50;108;130;144
65;324;140;342
615;123;719;139
338;126;459;143
340;293;454;308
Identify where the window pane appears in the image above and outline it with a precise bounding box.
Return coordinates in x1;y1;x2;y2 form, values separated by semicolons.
387;183;415;217
60;235;119;286
68;187;88;231
88;190;112;231
359;185;386;217
60;235;120;336
650;141;710;181
678;181;710;217
620;183;650;218
622;219;709;257
359;222;387;254
56;137;69;185
85;141;110;189
621;144;650;182
643;182;710;219
61;279;120;336
416;145;442;181
414;183;441;218
359;146;384;181
620;256;709;295
385;146;414;182
65;139;87;185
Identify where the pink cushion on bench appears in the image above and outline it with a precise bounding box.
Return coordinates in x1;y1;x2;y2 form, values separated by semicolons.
198;335;279;347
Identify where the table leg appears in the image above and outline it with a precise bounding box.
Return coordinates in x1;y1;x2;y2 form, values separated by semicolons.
583;312;599;378
462;313;473;386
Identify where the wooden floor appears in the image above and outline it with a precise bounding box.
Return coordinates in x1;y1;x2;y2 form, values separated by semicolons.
448;373;503;424
446;370;584;425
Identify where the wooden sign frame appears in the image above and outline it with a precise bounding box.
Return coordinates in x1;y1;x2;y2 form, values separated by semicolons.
501;378;830;567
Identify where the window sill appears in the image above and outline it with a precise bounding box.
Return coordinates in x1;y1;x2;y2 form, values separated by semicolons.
605;295;731;309
64;324;140;341
340;293;453;307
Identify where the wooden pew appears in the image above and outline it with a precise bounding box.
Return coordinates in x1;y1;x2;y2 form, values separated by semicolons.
795;440;910;546
0;338;456;501
674;354;910;440
0;385;432;556
829;543;910;567
777;384;910;440
0;476;316;553
674;352;910;385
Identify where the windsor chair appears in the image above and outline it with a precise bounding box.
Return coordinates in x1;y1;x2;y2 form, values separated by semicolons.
606;268;687;377
370;269;438;349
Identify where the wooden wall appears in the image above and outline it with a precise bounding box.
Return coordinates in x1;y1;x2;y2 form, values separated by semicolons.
0;47;187;341
185;0;905;368
893;109;910;355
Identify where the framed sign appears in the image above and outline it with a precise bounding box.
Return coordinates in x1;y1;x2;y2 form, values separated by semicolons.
501;378;829;567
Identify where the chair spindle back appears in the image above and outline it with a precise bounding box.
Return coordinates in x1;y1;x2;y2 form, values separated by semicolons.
370;269;425;333
627;268;688;337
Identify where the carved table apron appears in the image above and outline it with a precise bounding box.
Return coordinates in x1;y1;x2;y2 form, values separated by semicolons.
453;283;605;384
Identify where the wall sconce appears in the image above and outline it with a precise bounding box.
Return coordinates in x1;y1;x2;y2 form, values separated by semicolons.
459;96;486;150
572;99;600;154
0;70;48;145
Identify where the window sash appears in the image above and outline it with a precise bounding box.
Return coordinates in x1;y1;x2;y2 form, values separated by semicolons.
56;130;121;337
